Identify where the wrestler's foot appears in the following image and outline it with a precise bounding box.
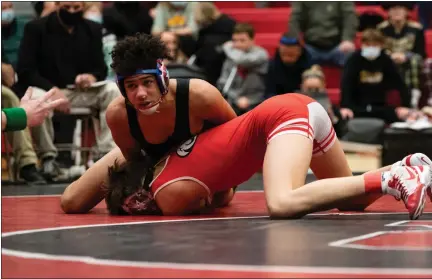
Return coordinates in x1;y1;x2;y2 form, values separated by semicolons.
385;166;431;220
394;153;432;202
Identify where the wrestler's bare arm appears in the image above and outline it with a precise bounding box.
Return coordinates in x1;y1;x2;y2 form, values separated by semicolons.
61;147;126;213
189;79;237;124
106;96;137;161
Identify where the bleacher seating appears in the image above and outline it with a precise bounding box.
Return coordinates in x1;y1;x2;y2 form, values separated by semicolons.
220;5;431;106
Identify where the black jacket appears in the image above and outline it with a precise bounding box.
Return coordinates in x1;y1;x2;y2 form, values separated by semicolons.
195;14;237;85
377;20;426;58
17;12;107;91
264;47;312;99
340;50;411;123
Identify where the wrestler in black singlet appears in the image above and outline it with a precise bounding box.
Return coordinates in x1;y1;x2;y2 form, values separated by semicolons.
126;79;214;163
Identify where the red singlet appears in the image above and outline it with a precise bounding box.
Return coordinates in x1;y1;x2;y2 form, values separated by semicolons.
150;94;336;200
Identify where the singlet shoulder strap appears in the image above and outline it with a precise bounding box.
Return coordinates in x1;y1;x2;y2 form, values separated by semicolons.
172;78;192;140
126;102;149;147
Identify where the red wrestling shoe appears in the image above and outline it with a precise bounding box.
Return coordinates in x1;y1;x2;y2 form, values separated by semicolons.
395;153;432;202
386;166;431;220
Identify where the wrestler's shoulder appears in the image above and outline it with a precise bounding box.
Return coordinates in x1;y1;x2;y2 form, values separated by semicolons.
188;79;224;106
106;96;127;125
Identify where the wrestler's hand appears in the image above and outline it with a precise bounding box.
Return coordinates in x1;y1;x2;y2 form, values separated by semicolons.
20;87;69;127
340;108;354;120
75;74;97;90
237;97;250;110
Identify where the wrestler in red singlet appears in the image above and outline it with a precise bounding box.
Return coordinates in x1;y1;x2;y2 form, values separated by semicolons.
150;93;336;201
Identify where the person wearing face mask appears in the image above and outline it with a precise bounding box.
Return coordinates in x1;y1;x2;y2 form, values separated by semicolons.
60;33;237;213
16;1;121;180
264;34;312;99
2;1;32;69
339;28;412;125
298;65;344;135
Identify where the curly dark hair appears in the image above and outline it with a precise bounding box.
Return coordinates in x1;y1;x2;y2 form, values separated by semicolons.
110;33;171;76
105;150;161;215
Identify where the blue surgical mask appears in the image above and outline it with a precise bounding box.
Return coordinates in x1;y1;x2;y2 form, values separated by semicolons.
1;9;15;24
361;46;381;60
85;13;103;24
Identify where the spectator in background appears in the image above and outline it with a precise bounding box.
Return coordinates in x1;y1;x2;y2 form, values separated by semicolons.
32;2;57;18
83;2;117;80
417;2;432;29
299;65;341;131
151;2;198;57
419;58;432;109
288;1;358;67
2;44;46;185
193;2;236;85
16;1;121;180
339;29;412;124
217;23;268;115
378;2;426;95
103;1;154;40
264;34;312;99
160;31;188;64
2;1;32;69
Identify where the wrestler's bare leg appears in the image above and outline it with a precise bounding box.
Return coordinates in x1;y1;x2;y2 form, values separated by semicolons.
262;134;427;219
309;140;385;211
61;147;125;213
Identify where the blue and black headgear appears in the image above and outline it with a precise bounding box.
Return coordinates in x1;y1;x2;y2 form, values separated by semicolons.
116;59;170;99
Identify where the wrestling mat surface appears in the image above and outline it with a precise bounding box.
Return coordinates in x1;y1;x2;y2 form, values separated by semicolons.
2;174;432;278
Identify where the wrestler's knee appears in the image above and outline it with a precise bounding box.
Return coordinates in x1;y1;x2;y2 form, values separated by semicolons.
60;185;89;214
266;193;307;219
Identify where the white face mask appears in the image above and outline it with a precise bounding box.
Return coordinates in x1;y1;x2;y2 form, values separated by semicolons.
137;102;160;115
1;9;15;24
361;46;381;60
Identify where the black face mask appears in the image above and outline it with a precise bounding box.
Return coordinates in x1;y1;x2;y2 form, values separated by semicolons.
58;9;83;26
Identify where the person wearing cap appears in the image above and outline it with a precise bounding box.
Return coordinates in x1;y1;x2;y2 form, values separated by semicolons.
378;2;426;94
60;33;237;214
378;2;426;61
264;33;312;99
